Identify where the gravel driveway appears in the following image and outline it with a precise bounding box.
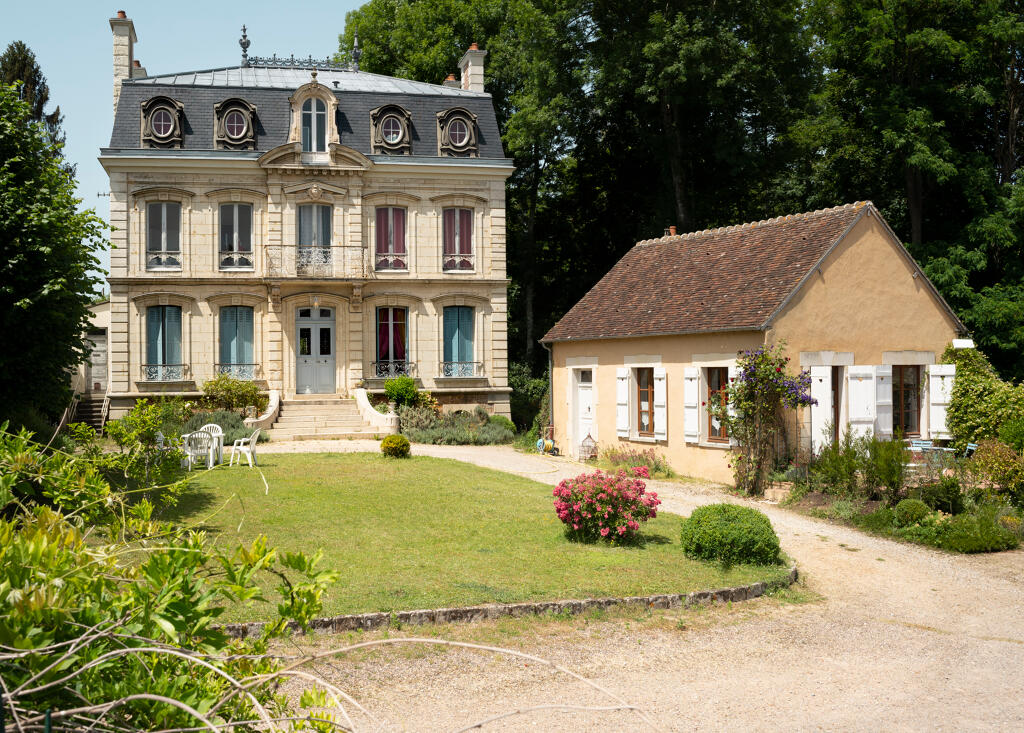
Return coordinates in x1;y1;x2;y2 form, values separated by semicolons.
263;440;1024;731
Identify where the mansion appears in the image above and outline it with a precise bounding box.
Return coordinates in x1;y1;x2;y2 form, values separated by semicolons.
99;13;512;420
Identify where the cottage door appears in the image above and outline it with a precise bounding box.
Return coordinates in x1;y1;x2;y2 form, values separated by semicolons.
576;370;593;445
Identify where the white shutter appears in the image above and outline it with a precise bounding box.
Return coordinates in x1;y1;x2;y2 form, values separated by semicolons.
653;367;667;440
727;363;739;446
616;368;629;437
809;365;832;454
928;364;955;439
684;366;699;444
874;365;893;440
847;365;875;438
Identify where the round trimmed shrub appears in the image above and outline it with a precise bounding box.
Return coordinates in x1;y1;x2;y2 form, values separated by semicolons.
894;498;930;527
679;504;782;566
488;414;516;432
552;468;660;542
380;434;411;458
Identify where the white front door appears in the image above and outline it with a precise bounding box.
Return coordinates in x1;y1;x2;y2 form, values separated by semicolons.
87;333;108;393
296;308;336;394
576;369;594;442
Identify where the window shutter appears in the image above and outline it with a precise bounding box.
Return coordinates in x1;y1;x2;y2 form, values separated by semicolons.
442;209;456;254
239;306;254;364
459;209;473;255
393;208;406;255
616;368;629;437
219;307;236;365
653;367;667;440
684;366;699;444
809;365;832;454
442;307;456;363
146;306;162;365
847;365;875;437
927;364;955;439
874;365;893;439
727;364;739;446
459;307;474;362
375;208;388;255
164;306;182;365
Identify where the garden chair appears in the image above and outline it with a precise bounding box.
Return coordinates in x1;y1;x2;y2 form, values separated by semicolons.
182;429;214;471
964;442;978;459
199;423;225;464
229;428;261;467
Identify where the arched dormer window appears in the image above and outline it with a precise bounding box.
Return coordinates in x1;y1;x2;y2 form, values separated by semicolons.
288;76;339;155
214;98;258;150
370;104;413;155
141;96;185;149
302;98;326;152
436;107;478;157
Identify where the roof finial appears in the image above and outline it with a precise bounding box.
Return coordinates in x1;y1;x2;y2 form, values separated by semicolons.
239;25;251;67
351;29;362;71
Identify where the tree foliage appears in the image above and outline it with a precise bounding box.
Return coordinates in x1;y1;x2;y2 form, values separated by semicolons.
0;82;105;423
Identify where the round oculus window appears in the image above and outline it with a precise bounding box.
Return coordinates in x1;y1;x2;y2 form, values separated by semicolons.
381;115;403;144
448;118;469;147
151;108;174;137
224;110;246;138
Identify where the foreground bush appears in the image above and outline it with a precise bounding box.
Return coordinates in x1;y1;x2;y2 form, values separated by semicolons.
201;373;266;413
680;504;782;566
384;375;419;407
400;405;514;445
894;498;930;527
552;467;660;542
381;433;411;458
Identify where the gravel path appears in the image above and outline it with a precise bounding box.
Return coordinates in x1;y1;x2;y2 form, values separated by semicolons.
262;440;1024;731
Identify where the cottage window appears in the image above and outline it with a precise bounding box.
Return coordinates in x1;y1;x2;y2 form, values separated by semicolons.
893;365;921;436
375;207;407;270
442;208;473;270
301;98;327;152
145;305;182;381
219;203;253;269
218;306;254;379
707;366;729;442
636;367;655;437
375;307;409;378
146;202;181;269
442;306;475;376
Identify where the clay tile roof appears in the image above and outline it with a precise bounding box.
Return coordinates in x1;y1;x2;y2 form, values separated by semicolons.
542;202;871;343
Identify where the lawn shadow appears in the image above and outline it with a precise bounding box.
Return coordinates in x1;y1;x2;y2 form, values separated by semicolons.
561;528;674;548
157;479;220;526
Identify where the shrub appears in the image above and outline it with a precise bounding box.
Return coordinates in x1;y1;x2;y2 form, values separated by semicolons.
381;433;411;458
488;414;516;432
397;404;441;431
602;446;674;477
970;439;1024;507
932;506;1020;553
384;376;419;407
915;475;966;515
811;429;861;496
399;404;513;445
552;468;660;542
861;434;909;505
942;344;1024;449
509;362;548;430
998;415;1024;453
679;504;782;566
201;373;265;413
894;498;931;527
856;505;896;533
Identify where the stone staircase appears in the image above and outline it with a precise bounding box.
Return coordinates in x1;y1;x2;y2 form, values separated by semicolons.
75;396;107;429
266;396;384;441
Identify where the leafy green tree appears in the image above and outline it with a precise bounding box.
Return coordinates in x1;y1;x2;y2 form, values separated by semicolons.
0;83;105;425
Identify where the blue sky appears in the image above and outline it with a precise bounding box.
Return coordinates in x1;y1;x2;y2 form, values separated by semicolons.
3;1;364;281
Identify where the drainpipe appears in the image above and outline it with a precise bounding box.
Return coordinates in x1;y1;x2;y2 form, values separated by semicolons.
541;341;553;434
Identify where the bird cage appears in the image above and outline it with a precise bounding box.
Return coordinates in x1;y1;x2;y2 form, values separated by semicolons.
579;433;598;461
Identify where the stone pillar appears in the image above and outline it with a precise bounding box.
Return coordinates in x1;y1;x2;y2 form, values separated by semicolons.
110;11;137;115
457;44;487;93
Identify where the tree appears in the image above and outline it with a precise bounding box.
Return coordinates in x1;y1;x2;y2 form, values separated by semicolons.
0;83;105;425
0;40;73;175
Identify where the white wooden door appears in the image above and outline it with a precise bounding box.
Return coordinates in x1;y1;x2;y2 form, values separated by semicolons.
296;309;336;394
576;370;593;443
87;333;107;393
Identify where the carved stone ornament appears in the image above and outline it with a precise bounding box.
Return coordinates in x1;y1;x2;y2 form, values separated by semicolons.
214;98;258;150
436;107;479;158
309;183;322;200
140;96;186;149
369;104;413;155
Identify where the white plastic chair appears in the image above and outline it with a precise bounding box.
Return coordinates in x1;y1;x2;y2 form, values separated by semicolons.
183;429;214;471
230;428;261;467
199;423;224;464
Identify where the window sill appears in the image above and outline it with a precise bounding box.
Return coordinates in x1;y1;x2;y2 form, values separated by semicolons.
374;268;410;274
698;441;733;451
625;435;661;444
442;269;477;275
145;267;182;272
219;267;255;272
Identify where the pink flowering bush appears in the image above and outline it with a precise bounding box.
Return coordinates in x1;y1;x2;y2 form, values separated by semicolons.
552;467;661;542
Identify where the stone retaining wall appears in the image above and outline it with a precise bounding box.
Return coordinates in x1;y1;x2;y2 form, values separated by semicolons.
223;565;798;639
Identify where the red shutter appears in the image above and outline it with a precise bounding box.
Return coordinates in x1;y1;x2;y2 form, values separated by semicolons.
375;208;388;255
393;208;406;254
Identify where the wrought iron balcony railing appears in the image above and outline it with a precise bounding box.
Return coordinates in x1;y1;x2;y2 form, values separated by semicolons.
141;364;187;381
146;251;182;270
442;251;474;271
215;363;257;380
219;250;254;269
439;361;483;378
371;361;415;379
264;245;365;278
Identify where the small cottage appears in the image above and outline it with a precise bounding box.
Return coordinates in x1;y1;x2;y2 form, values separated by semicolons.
541;202;967;482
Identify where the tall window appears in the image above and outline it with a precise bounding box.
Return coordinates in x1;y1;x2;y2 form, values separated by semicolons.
301;98;327;152
636;367;654;437
297;204;331;272
375;207;407;270
219;306;254;379
146;202;181;269
375;307;408;378
219;203;253;269
442;306;475;376
708;367;729;442
442;208;473;270
893;365;921;436
145;305;182;381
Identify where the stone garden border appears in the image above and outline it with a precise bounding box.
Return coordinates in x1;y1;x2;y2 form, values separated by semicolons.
223;565;798;638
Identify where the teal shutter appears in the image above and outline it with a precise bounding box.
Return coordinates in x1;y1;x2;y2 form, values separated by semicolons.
458;307;473;362
146;307;162;364
443;307;457;363
220;307;236;365
164;306;182;365
239;306;254;363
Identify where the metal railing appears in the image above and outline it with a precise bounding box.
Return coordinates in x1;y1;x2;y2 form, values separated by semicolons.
141;364;187;381
439;361;483;377
215;363;257;380
146;251;182;269
442;252;475;271
371;361;415;379
219;250;255;269
374;253;408;271
265;245;365;278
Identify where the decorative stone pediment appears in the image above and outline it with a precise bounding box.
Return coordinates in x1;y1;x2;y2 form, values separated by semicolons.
258;142;372;174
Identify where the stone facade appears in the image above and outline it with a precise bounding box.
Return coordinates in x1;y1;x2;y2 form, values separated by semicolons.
100;15;512;418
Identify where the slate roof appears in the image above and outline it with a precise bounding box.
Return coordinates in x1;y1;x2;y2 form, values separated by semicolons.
109;65;505;159
543;202;907;343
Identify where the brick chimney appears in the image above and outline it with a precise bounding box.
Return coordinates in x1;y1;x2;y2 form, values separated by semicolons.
457;43;487;93
442;73;460;89
131;58;147;79
110;10;137;114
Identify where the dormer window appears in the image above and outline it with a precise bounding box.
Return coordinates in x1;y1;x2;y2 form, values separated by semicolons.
437;108;478;157
214;98;257;150
370;104;412;155
141;96;185;148
302;98;327;152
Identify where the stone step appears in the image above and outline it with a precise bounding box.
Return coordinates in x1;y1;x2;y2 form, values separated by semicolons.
272;419;367;428
278;404;361;415
285;395;353;403
267;429;383;441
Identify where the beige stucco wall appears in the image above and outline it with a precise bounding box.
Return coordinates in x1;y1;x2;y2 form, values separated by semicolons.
548;209;963;485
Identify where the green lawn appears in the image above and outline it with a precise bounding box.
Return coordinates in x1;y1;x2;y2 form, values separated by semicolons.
169;453;788;619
